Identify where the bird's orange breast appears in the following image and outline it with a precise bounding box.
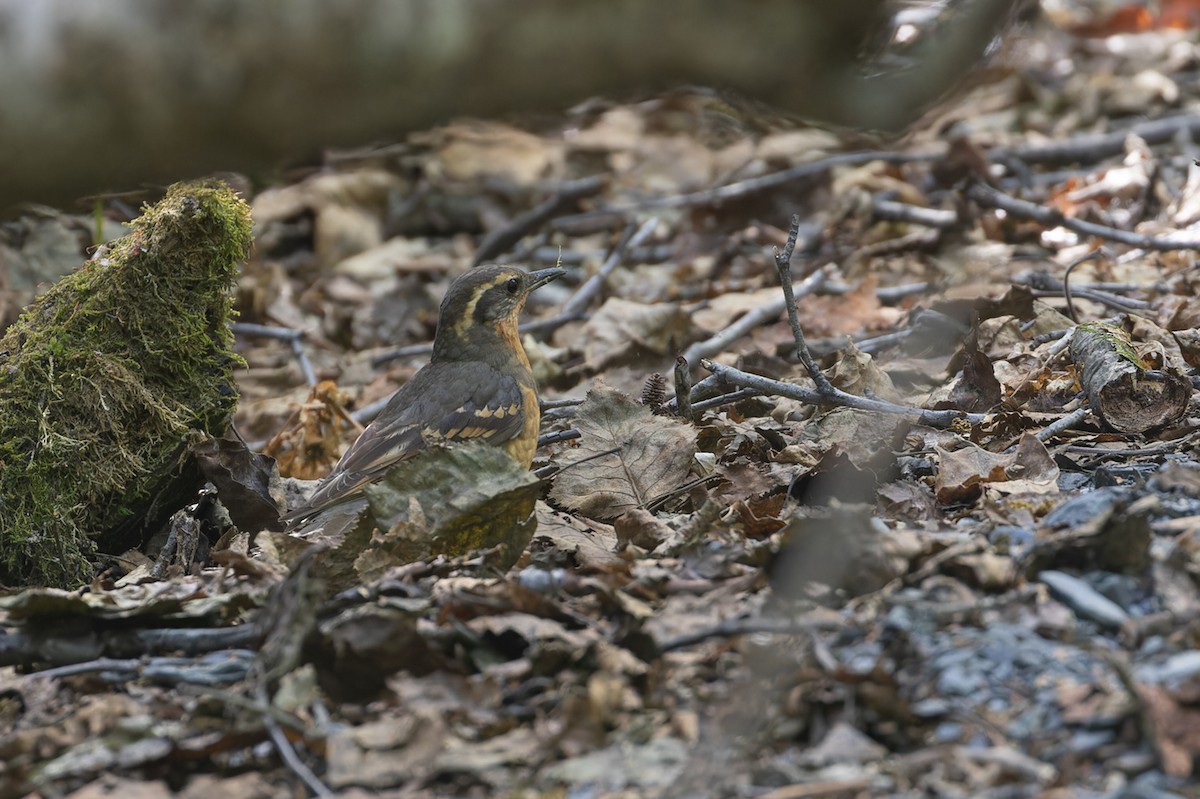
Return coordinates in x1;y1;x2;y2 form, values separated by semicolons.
501;383;541;468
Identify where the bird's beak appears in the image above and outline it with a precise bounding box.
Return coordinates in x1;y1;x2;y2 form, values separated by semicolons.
526;267;566;291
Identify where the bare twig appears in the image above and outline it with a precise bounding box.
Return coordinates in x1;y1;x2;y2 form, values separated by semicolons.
657;615;844;653
254;682;335;798
691;388;761;412
537;428;581;448
756;778;875;799
775;214;834;393
674;356;694;423
560;216;660;319
680;265;830;365
471;175;606;266
701;360;984;428
608;151;938;211
1;625;261;669
989;111;1200;168
1061;247;1104;323
540;397;584;411
644;474;722;512
233;322;317;387
1021;267;1151;317
873;198;959;229
967;182;1200;252
1035;406;1091;443
27;657;141;680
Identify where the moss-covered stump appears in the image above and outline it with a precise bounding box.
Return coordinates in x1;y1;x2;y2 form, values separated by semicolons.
0;180;252;587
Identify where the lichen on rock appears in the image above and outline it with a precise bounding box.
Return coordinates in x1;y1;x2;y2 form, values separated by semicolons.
0;180;252;587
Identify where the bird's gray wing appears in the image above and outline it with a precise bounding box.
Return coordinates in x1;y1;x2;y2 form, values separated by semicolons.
283;363;526;523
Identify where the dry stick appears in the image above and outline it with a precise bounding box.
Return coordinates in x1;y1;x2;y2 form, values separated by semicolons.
673;356;693;423
662;384;761;417
1020;270;1151;316
966;182;1200;251
370;340;433;367
820;280;931;304
657;615;845;653
775;214;834;394
989;111;1200;167
610;151;938;211
644;474;723;512
233;322;317;387
253;681;335;799
560;216;660;320
0;625;261;669
1029;288;1150;317
756;778;875;799
701;360;984;427
592;113;1200;219
873;198;959;229
537;428;581;448
471;175;607;266
680;265;830;365
1061;247;1105;323
691;388;760;412
26;657;141;680
1035;406;1091;443
540;397;584;411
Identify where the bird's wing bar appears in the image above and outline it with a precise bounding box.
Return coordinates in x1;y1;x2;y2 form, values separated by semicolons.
422;377;526;445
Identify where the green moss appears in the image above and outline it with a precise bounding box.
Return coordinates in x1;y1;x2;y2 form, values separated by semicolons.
1075;322;1145;370
0;180;252;587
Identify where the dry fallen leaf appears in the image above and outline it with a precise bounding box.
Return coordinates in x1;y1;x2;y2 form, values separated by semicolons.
935;434;1060;504
551;383;696;520
578;298;694;371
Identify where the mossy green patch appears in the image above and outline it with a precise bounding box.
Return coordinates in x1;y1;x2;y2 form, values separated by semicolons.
1075;322;1145;370
0;180;252;587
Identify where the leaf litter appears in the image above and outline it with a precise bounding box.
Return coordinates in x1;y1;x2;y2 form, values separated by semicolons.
9;4;1200;797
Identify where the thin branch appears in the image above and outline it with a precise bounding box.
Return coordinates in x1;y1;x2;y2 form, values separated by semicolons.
680;265;830;365
873;198;959;229
26;657;140;680
775;214;834;393
471;175;607;266
537;428;581;448
691;388;761;412
607;151;938;211
657;615;845;653
967;182;1200;252
1061;247;1104;323
989;111;1200;168
560;216;660;319
254;682;335;798
540;397;584;411
1034;406;1091;443
701;360;984;428
233;322;317;387
673;356;693;423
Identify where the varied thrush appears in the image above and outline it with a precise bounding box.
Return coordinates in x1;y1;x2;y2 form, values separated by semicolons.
282;264;564;528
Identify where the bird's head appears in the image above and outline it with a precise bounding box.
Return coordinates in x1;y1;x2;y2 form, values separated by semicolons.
433;265;565;364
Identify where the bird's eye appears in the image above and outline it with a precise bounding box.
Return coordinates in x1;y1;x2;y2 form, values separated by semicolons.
505;277;521;293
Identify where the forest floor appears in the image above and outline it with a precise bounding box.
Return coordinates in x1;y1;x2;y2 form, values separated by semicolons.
5;3;1200;798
